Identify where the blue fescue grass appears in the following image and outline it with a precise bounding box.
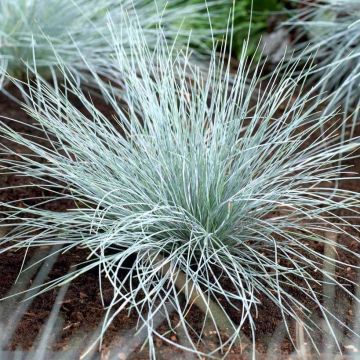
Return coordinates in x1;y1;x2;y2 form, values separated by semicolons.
0;19;360;358
284;0;360;135
0;0;221;94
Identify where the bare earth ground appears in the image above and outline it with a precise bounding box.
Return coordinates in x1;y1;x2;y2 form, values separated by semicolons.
0;87;359;359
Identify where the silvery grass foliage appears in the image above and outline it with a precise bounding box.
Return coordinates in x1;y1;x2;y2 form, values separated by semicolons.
1;22;360;358
0;0;219;94
284;0;360;135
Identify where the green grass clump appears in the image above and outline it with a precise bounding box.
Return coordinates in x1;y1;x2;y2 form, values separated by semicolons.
171;0;282;58
285;0;360;131
0;19;360;358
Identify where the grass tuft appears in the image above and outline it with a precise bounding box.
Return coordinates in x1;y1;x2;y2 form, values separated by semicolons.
0;0;220;91
1;19;360;358
284;0;360;133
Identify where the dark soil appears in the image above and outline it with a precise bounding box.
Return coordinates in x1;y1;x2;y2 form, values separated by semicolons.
0;86;359;360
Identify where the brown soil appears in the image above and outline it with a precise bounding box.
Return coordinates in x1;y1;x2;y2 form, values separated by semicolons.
0;86;359;360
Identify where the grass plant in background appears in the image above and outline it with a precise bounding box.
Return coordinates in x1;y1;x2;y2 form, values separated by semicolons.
284;0;360;135
1;19;360;358
174;0;282;58
0;0;220;97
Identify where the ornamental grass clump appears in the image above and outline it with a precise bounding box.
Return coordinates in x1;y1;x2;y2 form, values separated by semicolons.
0;0;217;93
285;0;360;133
169;0;281;58
0;22;360;358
